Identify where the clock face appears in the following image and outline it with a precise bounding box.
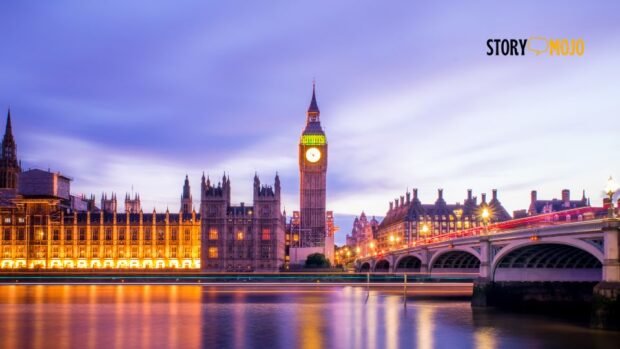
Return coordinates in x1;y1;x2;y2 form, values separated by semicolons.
305;147;321;163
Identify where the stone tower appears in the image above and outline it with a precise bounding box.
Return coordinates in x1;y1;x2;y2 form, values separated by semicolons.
0;109;21;190
181;174;193;214
298;84;329;249
101;193;117;213
124;193;141;213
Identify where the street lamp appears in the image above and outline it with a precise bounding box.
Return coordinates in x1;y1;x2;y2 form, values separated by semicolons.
605;176;618;218
421;223;430;235
481;207;490;235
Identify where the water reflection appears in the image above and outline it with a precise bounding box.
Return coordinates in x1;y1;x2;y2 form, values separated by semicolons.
417;306;434;349
0;285;618;349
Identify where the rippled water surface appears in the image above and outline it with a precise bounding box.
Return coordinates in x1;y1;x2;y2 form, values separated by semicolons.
0;285;618;349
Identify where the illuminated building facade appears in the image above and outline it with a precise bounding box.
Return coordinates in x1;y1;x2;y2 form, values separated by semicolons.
0;184;201;270
372;188;512;253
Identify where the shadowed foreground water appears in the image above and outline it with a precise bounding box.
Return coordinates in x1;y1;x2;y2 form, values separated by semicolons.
0;285;618;349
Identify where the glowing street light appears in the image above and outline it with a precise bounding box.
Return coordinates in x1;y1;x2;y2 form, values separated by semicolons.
481;208;490;220
421;224;430;235
481;207;491;235
605;176;618;218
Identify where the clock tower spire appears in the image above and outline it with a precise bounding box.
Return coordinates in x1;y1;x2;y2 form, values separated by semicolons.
307;83;320;122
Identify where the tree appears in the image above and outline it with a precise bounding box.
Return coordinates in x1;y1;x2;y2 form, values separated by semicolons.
305;253;331;268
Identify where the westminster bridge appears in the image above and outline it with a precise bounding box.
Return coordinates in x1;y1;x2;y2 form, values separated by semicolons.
356;207;619;284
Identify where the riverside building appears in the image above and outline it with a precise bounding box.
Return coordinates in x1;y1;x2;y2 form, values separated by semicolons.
0;110;285;271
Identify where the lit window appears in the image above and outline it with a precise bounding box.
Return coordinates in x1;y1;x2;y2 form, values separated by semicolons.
208;247;218;258
209;228;218;240
236;231;244;240
261;228;271;240
3;217;10;224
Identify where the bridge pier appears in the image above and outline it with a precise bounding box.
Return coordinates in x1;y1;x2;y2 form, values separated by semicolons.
472;238;492;307
592;219;620;330
420;248;430;275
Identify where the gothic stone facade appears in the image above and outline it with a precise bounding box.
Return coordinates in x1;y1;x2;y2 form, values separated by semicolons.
200;173;285;272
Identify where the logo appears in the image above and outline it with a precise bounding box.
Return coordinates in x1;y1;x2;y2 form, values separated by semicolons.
487;37;585;56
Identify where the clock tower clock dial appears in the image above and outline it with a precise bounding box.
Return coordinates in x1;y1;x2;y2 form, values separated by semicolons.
305;147;321;163
298;84;328;249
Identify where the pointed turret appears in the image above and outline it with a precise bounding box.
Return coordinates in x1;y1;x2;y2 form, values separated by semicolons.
3;109;14;145
181;174;193;213
0;108;20;189
274;172;281;198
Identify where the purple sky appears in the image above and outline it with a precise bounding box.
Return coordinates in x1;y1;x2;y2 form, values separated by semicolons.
1;1;619;243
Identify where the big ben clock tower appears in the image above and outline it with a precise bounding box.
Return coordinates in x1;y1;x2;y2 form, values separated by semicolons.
297;84;332;260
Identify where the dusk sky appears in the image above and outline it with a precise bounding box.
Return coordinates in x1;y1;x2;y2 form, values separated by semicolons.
1;1;619;243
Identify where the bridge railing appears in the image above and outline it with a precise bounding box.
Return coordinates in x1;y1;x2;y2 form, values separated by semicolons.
392;206;606;252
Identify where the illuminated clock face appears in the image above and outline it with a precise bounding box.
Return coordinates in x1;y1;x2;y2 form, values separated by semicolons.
305;147;321;163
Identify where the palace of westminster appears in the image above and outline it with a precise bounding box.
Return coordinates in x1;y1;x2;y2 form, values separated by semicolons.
0;86;593;271
0;87;335;271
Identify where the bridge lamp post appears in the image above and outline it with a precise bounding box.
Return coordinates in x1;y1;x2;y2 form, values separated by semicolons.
605;176;618;218
481;207;490;235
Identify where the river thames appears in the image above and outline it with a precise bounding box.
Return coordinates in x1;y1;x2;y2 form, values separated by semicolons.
0;285;618;349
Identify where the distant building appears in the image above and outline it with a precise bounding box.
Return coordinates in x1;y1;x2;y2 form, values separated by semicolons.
19;169;71;200
345;212;378;249
372;188;511;252
528;189;589;215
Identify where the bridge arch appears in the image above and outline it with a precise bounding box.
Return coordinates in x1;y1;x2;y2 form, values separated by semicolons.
394;255;422;272
492;240;603;282
374;259;390;272
359;262;371;272
429;247;480;275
